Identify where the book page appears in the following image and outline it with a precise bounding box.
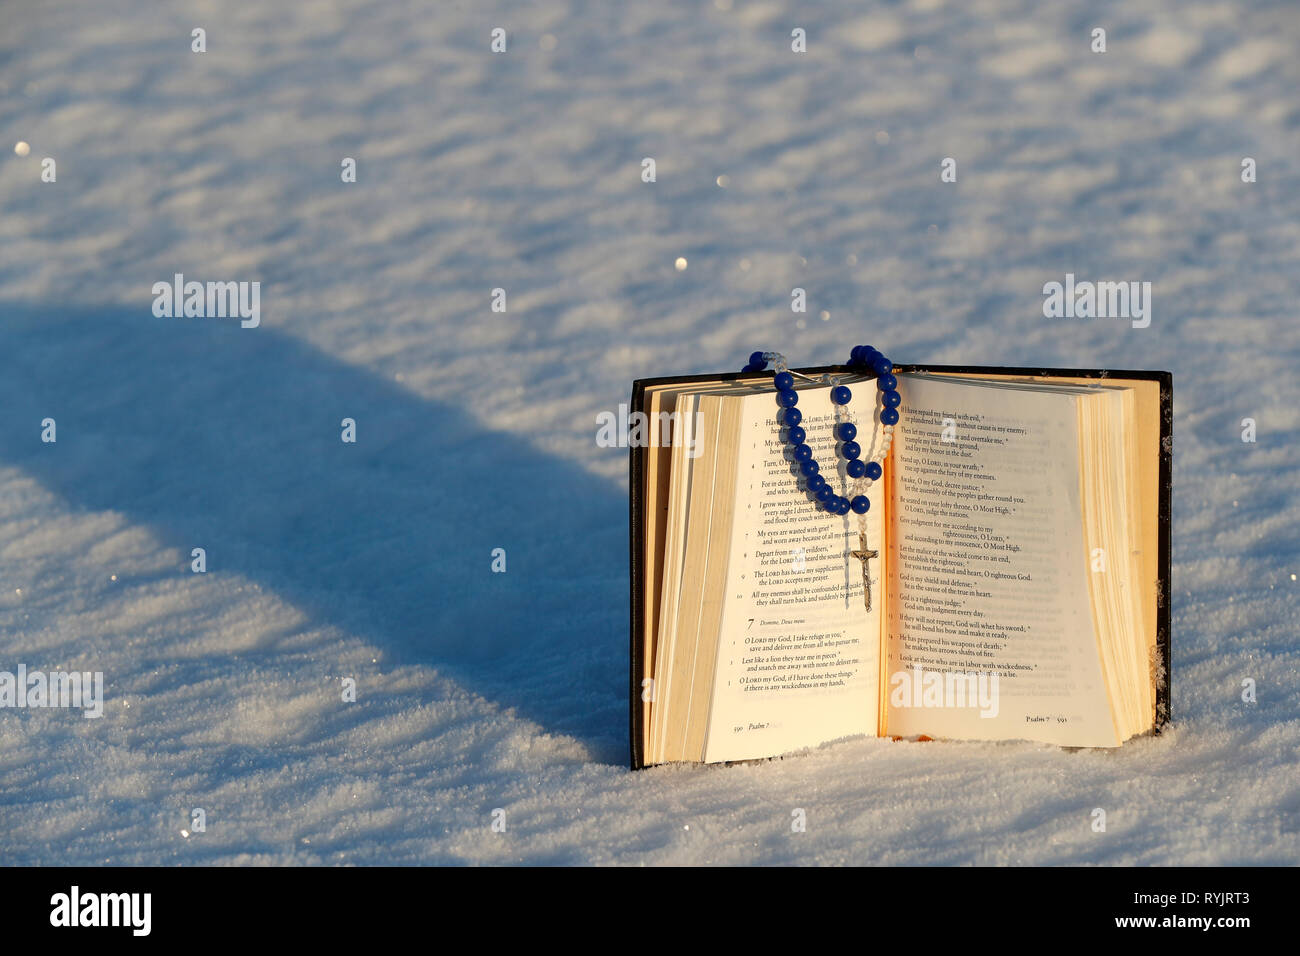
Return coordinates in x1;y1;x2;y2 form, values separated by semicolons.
703;382;884;762
885;374;1119;746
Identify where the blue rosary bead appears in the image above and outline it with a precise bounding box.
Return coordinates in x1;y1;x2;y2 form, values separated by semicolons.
747;347;900;524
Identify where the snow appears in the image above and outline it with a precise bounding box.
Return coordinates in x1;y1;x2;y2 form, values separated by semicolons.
1;0;1298;865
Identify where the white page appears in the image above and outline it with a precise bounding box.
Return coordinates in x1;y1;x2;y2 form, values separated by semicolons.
703;382;884;762
885;373;1119;747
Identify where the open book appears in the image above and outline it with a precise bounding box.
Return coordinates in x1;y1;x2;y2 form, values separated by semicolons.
629;365;1171;768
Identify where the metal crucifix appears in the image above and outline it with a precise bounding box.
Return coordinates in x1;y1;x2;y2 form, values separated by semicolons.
850;528;878;612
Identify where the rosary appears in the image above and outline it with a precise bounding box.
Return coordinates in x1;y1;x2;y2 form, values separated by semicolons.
741;346;901;611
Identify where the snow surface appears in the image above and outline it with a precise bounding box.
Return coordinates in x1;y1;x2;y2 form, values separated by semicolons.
1;0;1298;865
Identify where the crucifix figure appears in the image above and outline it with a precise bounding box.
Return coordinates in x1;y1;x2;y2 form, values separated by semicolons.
850;528;878;612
